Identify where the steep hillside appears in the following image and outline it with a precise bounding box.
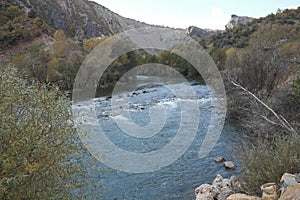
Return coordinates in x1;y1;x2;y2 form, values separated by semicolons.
205;7;300;48
6;0;152;38
205;6;300;135
32;0;153;38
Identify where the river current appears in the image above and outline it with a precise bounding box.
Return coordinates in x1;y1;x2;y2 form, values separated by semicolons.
72;76;246;200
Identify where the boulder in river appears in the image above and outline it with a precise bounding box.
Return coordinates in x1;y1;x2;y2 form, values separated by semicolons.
224;161;237;170
215;157;226;163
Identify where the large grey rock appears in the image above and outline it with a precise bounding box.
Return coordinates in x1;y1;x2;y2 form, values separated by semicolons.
280;173;299;194
281;173;298;186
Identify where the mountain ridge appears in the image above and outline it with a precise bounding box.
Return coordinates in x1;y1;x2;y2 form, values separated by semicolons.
9;0;220;40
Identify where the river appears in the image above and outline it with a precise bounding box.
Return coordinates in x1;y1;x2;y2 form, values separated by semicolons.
72;76;246;200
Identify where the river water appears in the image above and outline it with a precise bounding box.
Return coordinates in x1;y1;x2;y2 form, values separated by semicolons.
73;76;246;200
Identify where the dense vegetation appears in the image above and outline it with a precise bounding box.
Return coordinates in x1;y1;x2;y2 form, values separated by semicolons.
204;7;300;195
0;2;49;50
205;7;300;131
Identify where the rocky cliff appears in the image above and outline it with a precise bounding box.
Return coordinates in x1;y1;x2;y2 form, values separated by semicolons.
225;14;254;29
186;26;221;41
8;0;219;40
15;0;154;39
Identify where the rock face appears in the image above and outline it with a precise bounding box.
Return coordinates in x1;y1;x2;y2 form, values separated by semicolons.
225;14;254;29
9;0;219;41
186;26;220;41
14;0;152;38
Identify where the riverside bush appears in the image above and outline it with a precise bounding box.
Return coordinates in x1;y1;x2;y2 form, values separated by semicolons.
0;67;90;199
239;132;300;194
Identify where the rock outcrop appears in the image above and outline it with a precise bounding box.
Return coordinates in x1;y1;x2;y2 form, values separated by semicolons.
225;14;254;29
10;0;152;39
6;0;220;41
186;26;220;41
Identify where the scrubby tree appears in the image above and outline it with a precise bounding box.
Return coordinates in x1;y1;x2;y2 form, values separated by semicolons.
0;67;92;199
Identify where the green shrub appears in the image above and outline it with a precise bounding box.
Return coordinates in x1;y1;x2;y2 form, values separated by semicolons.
239;132;300;194
0;67;89;199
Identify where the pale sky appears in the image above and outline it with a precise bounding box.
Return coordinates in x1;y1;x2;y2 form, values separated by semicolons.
93;0;300;30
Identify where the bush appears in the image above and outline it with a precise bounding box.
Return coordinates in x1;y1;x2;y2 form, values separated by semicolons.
0;67;89;199
239;132;300;194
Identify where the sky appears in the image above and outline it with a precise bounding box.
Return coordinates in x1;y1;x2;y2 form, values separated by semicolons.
93;0;300;30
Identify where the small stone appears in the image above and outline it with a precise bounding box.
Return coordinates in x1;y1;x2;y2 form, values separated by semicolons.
215;157;226;163
224;161;237;170
226;193;261;200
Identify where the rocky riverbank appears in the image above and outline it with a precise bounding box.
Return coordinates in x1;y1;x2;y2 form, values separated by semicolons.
195;172;300;200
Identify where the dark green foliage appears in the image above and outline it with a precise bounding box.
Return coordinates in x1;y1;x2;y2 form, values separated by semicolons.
290;78;300;99
97;49;204;92
287;78;300;118
209;48;227;70
0;4;48;50
28;9;37;18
